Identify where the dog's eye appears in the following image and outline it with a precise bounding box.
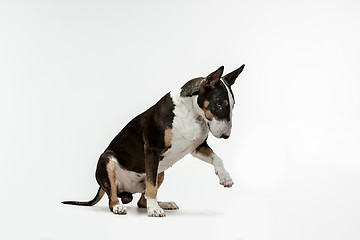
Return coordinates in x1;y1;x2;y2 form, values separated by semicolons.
216;103;223;110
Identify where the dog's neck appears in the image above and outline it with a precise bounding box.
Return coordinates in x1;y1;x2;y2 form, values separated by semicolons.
171;87;206;122
192;95;206;120
177;77;207;120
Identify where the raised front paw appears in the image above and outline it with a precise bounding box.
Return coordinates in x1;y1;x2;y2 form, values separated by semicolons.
217;171;234;188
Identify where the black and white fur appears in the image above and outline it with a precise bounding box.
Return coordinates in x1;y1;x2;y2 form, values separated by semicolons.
62;65;245;217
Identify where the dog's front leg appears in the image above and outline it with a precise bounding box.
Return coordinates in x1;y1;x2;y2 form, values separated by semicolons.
192;140;234;187
144;147;166;217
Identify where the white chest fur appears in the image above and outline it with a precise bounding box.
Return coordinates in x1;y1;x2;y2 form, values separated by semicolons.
158;89;209;173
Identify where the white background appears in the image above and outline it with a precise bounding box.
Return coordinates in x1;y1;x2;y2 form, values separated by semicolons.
1;0;360;239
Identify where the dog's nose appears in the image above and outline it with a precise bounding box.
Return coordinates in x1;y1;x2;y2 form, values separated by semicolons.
221;134;229;139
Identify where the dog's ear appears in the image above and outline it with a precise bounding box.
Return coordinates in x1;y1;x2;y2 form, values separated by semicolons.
223;64;245;85
205;66;224;88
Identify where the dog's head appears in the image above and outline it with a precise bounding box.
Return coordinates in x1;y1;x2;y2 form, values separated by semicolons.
197;65;244;139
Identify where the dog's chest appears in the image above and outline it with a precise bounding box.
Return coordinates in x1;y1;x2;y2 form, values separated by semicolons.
158;92;208;172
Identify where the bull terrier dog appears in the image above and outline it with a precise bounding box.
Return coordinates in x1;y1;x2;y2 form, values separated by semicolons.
62;65;245;217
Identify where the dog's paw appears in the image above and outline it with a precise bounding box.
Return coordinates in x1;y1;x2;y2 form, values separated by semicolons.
217;171;234;188
147;206;166;217
113;204;127;215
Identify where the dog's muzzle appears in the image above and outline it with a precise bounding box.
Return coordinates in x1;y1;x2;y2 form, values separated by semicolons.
208;120;232;139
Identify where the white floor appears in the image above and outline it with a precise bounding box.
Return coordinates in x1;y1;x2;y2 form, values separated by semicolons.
4;158;360;240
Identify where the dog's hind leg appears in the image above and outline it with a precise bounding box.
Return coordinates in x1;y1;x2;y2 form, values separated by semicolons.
96;151;127;215
137;172;179;210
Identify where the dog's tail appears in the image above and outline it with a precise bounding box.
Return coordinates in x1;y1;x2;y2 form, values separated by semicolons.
62;187;105;206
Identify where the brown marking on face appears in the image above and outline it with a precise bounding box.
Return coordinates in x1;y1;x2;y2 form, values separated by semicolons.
196;145;214;157
201;100;214;120
202;107;226;122
204;109;214;120
106;160;119;208
164;128;173;148
204;100;210;108
224;99;229;106
202;99;226;121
